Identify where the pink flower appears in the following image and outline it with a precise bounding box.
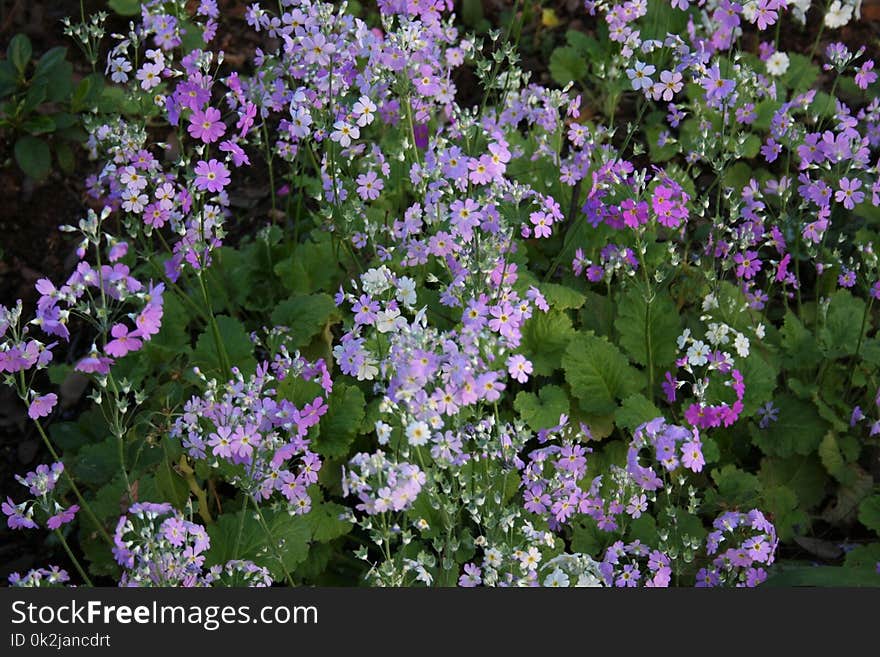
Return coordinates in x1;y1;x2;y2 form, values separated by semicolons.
104;323;142;358
507;354;533;383
28;393;57;420
194;159;230;193
188;106;226;143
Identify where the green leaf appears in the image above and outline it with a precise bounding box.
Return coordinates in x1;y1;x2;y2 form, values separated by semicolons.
537;282;585;311
819;290;867;359
22;115;55;135
859;495;880;534
780;311;822;370
738;351;778;417
711;464;760;507
614;394;661;433
759;455;827;512
549;47;587;86
0;60;17;97
14;135;51;180
207;508;311;580
614;286;680;369
306;500;353;542
563;332;643;415
514;385;570;431
73;439;121;487
764;564;880;587
108;0;142;15
34;47;67;77
193;315;254;376
781;53;819;92
7;34;31;75
273;235;341;295
270;294;339;350
761;485;806;541
315;384;365;459
750;394;827;458
818;432;852;484
520;310;575;376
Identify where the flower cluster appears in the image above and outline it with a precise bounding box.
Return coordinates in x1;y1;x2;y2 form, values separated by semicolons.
112;502;271;587
2;462;79;531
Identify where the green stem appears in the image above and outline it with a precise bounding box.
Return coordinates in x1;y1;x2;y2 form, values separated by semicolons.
196;271;231;379
55;528;94;586
33;420;113;547
251;497;295;587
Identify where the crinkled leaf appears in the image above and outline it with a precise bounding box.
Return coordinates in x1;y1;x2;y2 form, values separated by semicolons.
615;394;661;433
549;47;587;86
614;286;681;369
520;310;575;376
563;332;643;415
751;394;827;457
315;384;365;459
270;294;339;350
514;385;570;431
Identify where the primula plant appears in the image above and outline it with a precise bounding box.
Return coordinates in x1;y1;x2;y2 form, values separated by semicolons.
3;0;880;588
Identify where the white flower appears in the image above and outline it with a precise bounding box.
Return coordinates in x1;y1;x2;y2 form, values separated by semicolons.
375;421;392;445
702;293;719;312
357;356;378;381
361;266;391;295
825;0;853;28
677;328;692;350
330;120;359;147
406;421;430;446
766;52;790;76
396;276;417;307
485;548;503;568
520;546;542;570
352;95;377;127
734;333;751;358
687;340;710;367
755;323;766;339
376;307;404;333
742;0;758;21
706;322;730;346
544;569;570;588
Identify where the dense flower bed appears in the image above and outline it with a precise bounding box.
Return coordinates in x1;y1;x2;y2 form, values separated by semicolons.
3;0;880;587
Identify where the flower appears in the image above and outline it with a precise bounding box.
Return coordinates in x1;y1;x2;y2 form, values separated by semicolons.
766;51;790;76
28;393;57;420
188;106;226;143
46;505;79;530
194;159;230;193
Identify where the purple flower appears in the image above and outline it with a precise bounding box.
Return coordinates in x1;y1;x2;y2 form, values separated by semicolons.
28;393;57;420
2;498;36;530
46;505;78;530
194;159;231;193
836;177;864;210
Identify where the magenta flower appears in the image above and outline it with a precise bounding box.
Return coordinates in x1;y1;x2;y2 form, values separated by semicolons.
855;60;877;90
188;106;226;143
733;250;762;279
28;393;57;420
194;159;230;193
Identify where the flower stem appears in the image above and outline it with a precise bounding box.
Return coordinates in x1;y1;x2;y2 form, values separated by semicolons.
55;528;94;586
34;419;113;547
